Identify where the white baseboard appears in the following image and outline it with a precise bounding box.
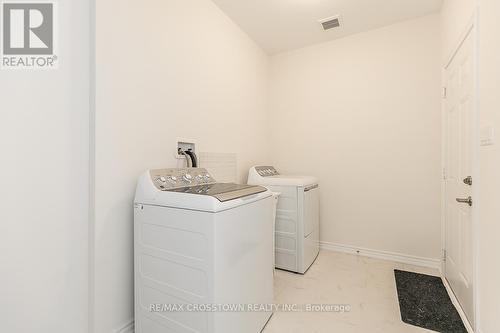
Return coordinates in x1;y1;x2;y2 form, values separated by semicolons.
320;241;443;271
441;278;475;333
114;320;134;333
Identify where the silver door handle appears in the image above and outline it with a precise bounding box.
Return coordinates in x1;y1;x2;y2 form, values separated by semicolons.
456;196;473;206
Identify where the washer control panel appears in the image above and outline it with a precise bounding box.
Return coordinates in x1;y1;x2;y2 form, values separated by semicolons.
255;166;279;177
150;168;215;190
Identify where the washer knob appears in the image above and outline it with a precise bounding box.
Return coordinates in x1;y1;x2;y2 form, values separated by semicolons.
159;176;166;183
183;174;192;182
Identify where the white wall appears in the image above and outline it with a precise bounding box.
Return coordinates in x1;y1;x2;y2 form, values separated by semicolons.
0;1;90;333
441;1;500;331
270;14;442;260
93;0;271;331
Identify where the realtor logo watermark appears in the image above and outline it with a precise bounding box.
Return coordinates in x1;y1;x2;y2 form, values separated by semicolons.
149;303;352;313
1;1;57;69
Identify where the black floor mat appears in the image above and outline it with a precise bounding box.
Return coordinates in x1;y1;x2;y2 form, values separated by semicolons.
394;270;467;333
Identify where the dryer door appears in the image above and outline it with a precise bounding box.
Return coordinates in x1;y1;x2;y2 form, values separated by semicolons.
303;185;319;237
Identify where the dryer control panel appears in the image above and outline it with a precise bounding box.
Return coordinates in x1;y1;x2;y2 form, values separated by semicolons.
255;166;279;177
150;168;215;190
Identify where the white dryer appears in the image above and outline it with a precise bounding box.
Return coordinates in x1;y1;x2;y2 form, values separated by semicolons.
248;166;320;274
134;168;274;333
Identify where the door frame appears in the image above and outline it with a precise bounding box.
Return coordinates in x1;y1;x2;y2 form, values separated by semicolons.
441;9;480;333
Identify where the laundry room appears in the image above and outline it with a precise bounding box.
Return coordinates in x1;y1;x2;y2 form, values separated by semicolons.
2;1;500;333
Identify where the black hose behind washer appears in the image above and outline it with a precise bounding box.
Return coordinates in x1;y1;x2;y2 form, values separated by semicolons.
184;149;198;168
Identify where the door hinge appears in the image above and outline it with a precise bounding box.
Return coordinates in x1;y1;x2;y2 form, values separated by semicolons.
442;167;447;180
442;87;447;99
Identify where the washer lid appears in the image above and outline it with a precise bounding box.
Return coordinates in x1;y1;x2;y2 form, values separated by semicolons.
167;183;267;202
135;170;272;212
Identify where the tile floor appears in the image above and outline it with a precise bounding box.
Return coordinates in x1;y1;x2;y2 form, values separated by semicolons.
263;251;440;333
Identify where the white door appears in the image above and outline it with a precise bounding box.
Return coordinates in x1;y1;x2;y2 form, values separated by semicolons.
444;29;475;326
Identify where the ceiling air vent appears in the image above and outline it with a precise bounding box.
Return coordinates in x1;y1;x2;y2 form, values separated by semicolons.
319;16;341;31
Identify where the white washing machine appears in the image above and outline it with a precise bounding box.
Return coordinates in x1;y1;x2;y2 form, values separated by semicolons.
248;166;320;274
134;168;274;333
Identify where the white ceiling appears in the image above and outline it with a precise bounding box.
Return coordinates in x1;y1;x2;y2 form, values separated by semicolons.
211;0;443;55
